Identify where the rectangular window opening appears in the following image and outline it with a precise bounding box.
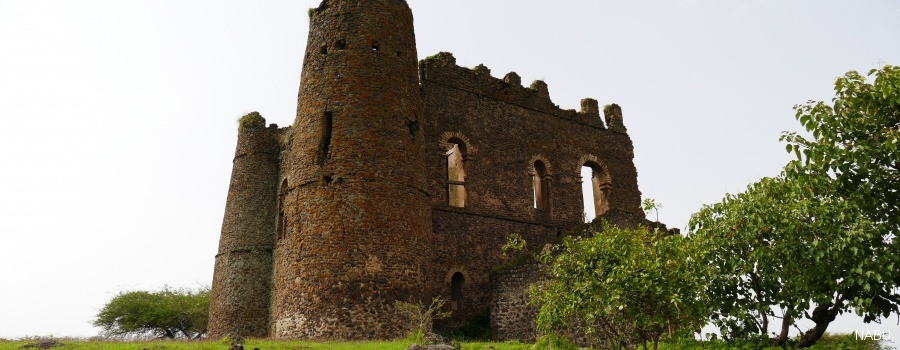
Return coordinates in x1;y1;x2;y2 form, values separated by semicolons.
318;111;333;164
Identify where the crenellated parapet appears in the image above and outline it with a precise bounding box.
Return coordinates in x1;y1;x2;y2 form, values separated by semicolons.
418;52;621;131
580;98;600;117
603;103;627;134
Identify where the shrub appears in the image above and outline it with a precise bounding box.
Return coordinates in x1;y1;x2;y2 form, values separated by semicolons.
93;286;209;339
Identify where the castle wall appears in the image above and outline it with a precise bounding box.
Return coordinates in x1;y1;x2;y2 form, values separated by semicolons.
209;2;655;340
268;0;431;340
490;259;545;343
208;114;280;338
430;210;557;331
419;53;644;329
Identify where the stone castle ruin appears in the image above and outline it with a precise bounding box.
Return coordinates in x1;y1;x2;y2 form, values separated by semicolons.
208;0;661;340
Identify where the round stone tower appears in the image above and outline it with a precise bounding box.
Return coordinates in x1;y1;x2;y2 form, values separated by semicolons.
269;0;432;339
208;112;280;338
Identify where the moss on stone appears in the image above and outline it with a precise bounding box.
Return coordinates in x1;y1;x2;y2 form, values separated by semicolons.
472;64;491;75
422;52;456;65
238;112;265;132
308;1;328;18
603;103;617;115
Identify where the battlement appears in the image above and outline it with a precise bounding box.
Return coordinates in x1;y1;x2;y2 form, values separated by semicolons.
603;103;627;134
419;52;621;132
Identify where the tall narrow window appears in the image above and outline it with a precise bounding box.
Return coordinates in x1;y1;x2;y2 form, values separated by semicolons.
446;139;467;208
533;160;550;210
451;272;464;311
318;111;333;165
276;179;288;240
581;162;611;221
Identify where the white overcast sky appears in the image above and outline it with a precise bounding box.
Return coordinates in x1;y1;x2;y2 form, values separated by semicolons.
1;0;899;340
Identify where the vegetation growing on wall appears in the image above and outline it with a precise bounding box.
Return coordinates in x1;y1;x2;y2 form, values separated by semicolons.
473;64;491;75
237;111;264;131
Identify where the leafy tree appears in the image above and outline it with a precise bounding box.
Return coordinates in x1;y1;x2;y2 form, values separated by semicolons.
781;65;899;233
531;222;708;350
689;171;899;348
94;286;210;339
690;65;899;348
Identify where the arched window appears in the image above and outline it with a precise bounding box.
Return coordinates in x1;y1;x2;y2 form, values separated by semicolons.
276;179;288;240
581;162;611;221
451;272;464;311
446;138;467;208
532;160;550;210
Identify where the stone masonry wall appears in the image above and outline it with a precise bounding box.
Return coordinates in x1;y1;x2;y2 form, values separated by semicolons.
420;52;644;330
208;114;281;338
490;259;546;343
420;52;643;226
268;0;431;340
430;210;557;331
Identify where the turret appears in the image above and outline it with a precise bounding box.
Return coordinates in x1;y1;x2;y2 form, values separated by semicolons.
269;0;432;339
208;112;280;338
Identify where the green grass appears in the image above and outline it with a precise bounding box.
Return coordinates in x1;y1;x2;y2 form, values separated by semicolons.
458;341;529;350
0;338;407;350
657;333;891;350
0;338;530;350
0;333;888;350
